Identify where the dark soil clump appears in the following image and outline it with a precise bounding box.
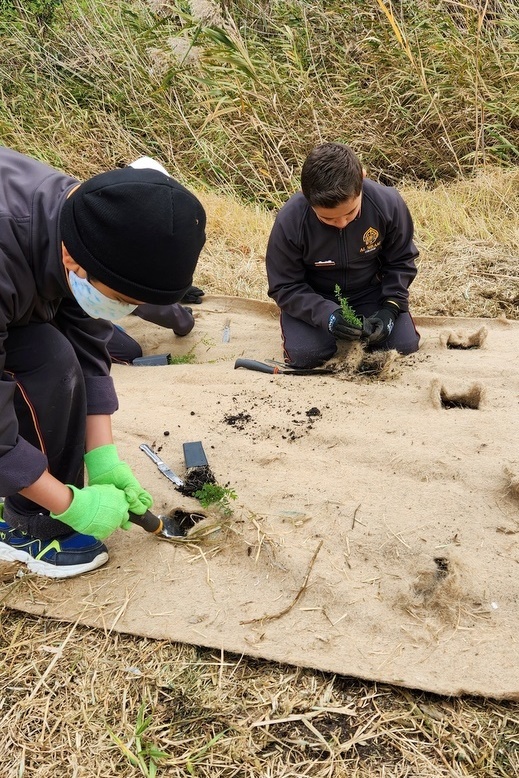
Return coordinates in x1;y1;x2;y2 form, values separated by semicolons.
169;508;207;533
177;465;217;497
224;412;252;430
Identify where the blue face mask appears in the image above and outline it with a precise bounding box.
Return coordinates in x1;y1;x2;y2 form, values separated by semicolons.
69;271;138;321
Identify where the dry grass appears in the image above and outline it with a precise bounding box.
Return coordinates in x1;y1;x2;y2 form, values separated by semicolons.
323;342;403;383
403;169;519;319
2;0;517;203
195;167;519;322
1;167;519;776
193;192;273;301
0;607;518;778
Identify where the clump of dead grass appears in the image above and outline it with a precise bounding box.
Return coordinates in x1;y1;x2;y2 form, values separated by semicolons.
504;465;519;501
407;556;468;627
429;379;486;410
439;326;489;349
325;342;402;382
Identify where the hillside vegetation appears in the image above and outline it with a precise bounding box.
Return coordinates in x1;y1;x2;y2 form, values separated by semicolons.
0;0;518;319
0;0;518;204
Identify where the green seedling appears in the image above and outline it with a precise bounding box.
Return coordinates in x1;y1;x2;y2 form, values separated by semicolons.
168;352;196;364
335;284;363;328
108;702;169;777
194;483;237;517
169;336;215;365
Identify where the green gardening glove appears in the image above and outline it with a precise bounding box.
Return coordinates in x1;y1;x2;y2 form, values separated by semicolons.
84;444;153;516
50;484;132;540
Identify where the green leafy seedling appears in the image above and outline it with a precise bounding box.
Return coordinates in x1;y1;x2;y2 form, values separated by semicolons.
335;284;363;328
194;483;237;517
168;352;196;365
169;336;215;365
108;702;169;777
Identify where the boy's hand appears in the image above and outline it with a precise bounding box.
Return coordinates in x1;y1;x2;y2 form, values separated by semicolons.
84;444;152;515
365;303;399;343
181;285;205;304
328;309;362;340
51;484;131;540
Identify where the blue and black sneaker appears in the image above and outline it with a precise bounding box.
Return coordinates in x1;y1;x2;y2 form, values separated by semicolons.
0;520;109;579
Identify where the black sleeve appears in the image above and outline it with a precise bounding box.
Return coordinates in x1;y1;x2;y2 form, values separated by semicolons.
53;298;119;415
377;189;418;311
266;214;338;330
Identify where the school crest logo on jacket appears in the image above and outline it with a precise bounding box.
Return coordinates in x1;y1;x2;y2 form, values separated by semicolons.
360;227;381;254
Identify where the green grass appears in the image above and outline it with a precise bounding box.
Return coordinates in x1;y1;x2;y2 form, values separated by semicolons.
107;702;170;777
168;352;197;365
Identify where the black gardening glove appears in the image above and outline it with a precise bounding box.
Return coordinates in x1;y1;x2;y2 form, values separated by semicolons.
328;309;362;341
365;301;400;344
181;285;205;304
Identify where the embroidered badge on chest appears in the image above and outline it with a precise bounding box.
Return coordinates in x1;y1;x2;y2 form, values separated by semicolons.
360;227;381;254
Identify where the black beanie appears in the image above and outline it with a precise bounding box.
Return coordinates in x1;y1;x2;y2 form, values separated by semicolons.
60;167;206;305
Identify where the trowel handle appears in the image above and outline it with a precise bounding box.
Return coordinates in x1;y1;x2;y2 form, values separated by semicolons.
234;358;280;374
128;509;164;535
139;443;164;466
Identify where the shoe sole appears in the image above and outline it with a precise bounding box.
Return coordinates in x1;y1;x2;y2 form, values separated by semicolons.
0;541;109;579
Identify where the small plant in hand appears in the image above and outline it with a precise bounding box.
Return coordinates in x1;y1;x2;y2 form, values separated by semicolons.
335;284;363;328
194;483;237;517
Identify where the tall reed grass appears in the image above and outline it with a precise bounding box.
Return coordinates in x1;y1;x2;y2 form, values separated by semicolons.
0;0;517;205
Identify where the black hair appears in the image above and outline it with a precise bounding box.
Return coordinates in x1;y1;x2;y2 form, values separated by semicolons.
301;143;364;207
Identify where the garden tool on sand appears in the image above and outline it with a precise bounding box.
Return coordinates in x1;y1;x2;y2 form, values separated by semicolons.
234;358;334;375
129;508;184;539
135;444;209;538
139;443;184;487
129;507;209;540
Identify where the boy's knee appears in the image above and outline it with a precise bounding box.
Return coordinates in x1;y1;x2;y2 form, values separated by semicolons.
285;343;337;369
370;335;419;355
386;315;420;355
394;324;420;355
112;341;142;363
108;327;143;363
397;336;420;355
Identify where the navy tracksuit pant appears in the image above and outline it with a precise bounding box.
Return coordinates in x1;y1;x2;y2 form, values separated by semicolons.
281;285;419;368
2;323;87;538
